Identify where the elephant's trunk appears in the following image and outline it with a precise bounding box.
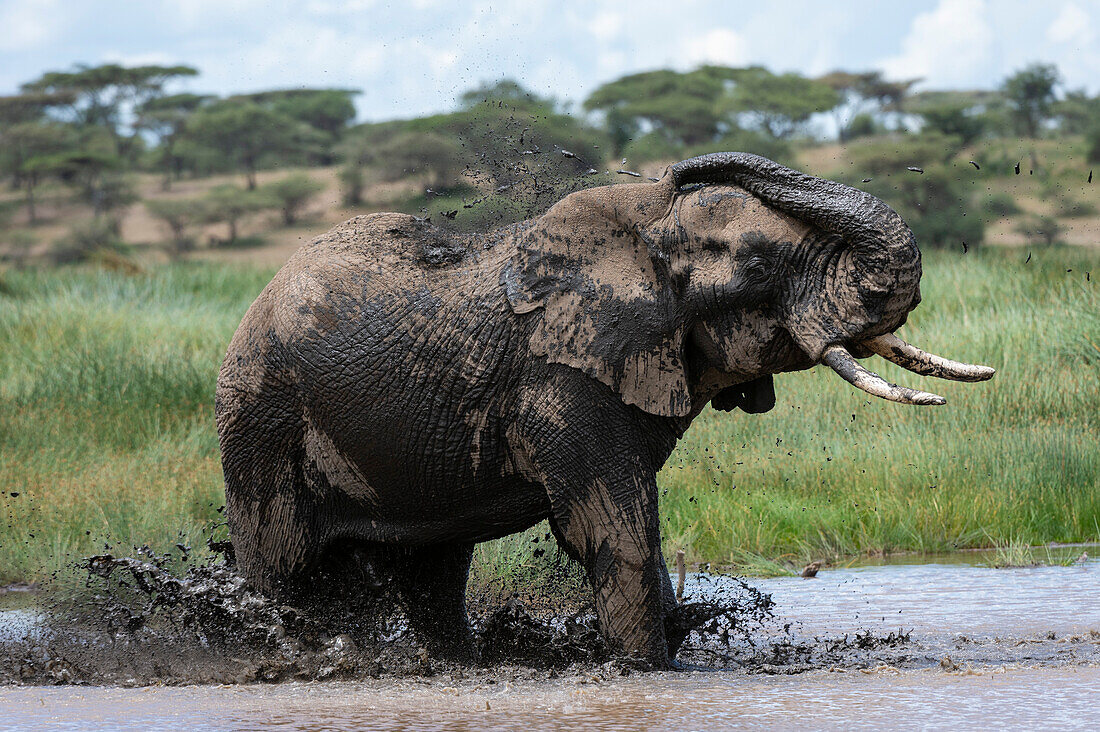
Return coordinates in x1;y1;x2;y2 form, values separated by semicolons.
669;153;994;406
669;152;920;287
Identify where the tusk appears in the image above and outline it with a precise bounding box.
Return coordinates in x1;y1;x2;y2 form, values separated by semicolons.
821;345;946;406
863;333;995;382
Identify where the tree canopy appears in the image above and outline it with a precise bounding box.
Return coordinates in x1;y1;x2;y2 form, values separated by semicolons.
1002;63;1060;138
723;67;840;138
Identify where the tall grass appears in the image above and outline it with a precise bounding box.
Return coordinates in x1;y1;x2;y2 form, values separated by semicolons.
0;265;273;582
1;247;1097;584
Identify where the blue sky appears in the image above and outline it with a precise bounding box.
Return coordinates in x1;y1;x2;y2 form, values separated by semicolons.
2;0;1099;121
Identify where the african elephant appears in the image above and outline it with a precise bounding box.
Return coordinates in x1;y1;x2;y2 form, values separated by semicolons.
215;153;993;667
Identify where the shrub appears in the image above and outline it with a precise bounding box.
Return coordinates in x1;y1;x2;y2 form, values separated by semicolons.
1016;214;1063;247
1088;121;1100;165
1055;195;1098;218
842;113;878;141
145;198;208;256
260;173;326;225
982;192;1021;217
338;163;365;206
51;219;126;264
203;185;275;244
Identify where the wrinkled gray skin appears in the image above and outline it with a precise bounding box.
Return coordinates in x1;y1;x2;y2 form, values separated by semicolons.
217;153;925;668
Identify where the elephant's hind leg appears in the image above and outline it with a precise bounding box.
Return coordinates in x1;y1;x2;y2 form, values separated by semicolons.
391;542;477;663
219;379;316;599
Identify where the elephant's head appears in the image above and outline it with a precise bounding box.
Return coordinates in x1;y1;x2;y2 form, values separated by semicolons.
502;152;994;418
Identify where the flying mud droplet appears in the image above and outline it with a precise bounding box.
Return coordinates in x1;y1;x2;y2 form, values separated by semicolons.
969;161;980;170
1015;162;1021;175
906;166;924;174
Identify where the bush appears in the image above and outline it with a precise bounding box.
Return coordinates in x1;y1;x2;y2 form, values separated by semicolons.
1055;195;1098;218
203;185;275;244
857;166;984;250
1016;214;1063;247
842;113;878;140
982;192;1021;217
338;163;365;206
844;134;982;249
260;173;326;225
1088;121;1100;165
1;230;38;266
51;219;127;264
145;198;208;256
846;132;963;176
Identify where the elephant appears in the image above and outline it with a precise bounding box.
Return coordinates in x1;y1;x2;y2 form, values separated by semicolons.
215;152;994;668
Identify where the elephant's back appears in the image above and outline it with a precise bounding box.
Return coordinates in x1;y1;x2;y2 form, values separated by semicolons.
288;212;472;276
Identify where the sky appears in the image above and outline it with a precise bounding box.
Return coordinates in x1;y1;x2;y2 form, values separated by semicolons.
2;0;1099;122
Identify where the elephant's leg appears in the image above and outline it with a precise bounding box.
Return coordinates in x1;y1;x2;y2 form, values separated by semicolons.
546;470;672;668
392;542;477;663
220;382;315;599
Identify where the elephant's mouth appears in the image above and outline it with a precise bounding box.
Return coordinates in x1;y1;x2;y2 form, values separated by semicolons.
820;332;996;406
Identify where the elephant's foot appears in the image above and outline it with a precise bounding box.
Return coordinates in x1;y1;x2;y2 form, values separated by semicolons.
392;542;478;665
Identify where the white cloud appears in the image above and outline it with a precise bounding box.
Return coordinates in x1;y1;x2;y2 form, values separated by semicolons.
879;0;993;86
0;0;65;52
587;10;623;42
1047;2;1094;45
677;28;748;70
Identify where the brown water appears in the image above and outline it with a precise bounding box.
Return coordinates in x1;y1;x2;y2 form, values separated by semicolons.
2;554;1098;730
1;666;1098;731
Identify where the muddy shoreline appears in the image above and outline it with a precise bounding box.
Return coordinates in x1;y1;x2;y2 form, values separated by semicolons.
2;554;1098;688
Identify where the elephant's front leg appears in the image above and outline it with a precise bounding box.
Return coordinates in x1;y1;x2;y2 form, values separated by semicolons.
547;468;675;667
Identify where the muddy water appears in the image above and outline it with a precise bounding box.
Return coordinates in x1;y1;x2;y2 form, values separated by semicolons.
2;666;1099;731
2;555;1098;730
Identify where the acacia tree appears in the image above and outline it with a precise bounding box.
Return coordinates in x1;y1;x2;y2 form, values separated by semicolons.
145;197;208;255
1002;63;1060;138
22;63;198;159
0;121;76;223
237;89;358;135
136;93;212;189
260;174;326;225
203;185;274;243
908;90;995;145
584;67;734;153
817;70;920;140
183;100;318;189
723;68;840;138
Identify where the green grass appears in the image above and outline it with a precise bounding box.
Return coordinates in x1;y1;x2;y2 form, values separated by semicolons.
0;264;274;582
1;247;1098;585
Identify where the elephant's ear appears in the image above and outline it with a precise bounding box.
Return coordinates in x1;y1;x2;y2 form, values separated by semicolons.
501;179;691;417
711;375;776;414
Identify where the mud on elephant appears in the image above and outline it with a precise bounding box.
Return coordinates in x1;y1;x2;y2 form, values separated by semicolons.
216;153;994;667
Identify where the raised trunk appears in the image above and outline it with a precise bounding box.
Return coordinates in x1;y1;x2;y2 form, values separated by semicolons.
669;153;919;279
